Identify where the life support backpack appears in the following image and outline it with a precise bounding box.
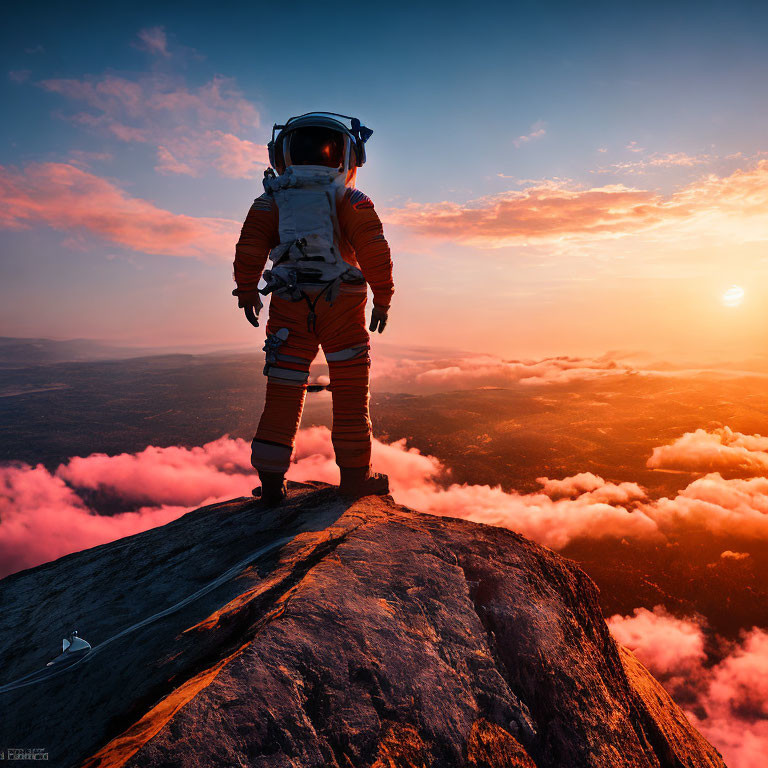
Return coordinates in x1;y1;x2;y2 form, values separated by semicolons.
259;165;365;306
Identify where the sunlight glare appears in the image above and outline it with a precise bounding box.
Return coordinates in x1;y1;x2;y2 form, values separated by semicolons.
721;285;745;307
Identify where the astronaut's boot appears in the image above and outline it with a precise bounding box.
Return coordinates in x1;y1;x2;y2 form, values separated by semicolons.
338;466;390;500
253;470;287;506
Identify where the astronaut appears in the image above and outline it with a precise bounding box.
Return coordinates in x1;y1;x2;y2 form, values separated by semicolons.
233;112;394;504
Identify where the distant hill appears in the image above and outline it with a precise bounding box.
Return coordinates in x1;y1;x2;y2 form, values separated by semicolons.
0;337;256;367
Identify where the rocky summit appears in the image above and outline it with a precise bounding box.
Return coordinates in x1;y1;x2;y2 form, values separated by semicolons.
0;482;725;768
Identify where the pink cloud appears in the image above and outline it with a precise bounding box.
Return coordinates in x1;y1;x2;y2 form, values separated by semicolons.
136;27;170;58
384;159;768;248
1;438;258;578
691;694;768;768
0;430;448;577
283;427;447;492
6;425;768;579
0;162;239;260
154;131;268;179
42;74;257;134
0;429;661;577
536;472;646;504
641;473;768;539
648;427;768;475
0;463;188;579
7;427;768;580
146;77;258;131
56;436;256;506
155;146;195;176
688;629;768;768
40;73;266;178
707;630;768;718
609;606;768;768
608;606;706;676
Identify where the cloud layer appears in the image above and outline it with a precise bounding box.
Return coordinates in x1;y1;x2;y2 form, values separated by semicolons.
6;426;768;579
608;606;768;768
0;429;445;578
371;352;638;392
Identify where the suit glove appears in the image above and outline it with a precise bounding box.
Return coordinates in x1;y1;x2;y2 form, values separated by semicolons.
232;288;263;312
369;305;389;334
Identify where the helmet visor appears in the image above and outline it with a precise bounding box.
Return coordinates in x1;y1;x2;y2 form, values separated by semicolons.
286;126;345;168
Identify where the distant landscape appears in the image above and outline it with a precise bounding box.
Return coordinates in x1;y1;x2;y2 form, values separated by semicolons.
3;337;767;643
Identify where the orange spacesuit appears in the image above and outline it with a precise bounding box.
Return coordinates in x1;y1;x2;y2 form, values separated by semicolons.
233;113;394;503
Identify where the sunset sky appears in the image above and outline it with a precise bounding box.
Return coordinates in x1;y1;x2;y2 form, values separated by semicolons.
2;0;768;361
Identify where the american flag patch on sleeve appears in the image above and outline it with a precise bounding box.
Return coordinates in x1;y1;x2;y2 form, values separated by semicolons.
349;189;375;210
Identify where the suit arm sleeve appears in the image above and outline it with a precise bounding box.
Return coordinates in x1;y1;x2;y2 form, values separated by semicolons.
233;197;279;293
339;189;394;308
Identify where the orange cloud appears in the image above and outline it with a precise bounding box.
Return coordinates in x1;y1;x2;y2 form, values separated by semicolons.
434;469;768;547
647;427;768;475
385;159;768;248
720;550;750;561
385;182;664;247
0;162;239;260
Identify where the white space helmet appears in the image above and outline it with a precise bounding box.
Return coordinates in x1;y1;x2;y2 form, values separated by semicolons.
268;112;373;175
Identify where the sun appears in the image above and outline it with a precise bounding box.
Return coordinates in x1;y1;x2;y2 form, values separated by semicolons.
721;285;745;307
